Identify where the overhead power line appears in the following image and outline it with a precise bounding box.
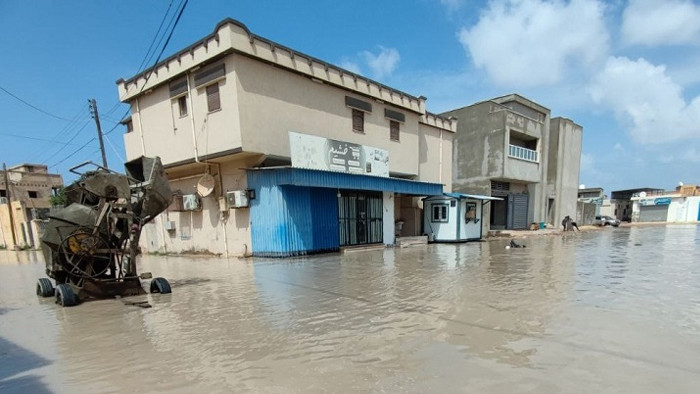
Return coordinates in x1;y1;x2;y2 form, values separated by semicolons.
50;137;96;169
139;0;189;93
137;0;176;73
0;132;84;145
0;84;73;121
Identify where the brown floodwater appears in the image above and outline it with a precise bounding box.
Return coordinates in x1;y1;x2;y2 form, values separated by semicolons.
1;225;700;393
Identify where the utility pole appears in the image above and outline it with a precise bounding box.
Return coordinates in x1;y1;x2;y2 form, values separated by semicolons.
2;162;18;249
89;98;108;169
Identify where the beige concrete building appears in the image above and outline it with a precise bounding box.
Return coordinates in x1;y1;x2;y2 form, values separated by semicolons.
116;18;455;257
442;94;582;231
1;163;63;248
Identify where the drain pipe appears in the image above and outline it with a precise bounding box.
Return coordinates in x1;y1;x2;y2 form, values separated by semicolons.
186;71;229;257
135;98;146;156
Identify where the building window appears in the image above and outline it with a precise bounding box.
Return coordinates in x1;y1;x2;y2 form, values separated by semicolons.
206;83;220;112
28;191;38;198
178;96;188;117
352;109;364;133
431;204;448;222
390;120;400;141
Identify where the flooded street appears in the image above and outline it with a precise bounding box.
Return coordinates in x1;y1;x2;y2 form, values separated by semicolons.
2;224;700;393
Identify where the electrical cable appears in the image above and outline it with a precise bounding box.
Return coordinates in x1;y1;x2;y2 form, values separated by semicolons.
137;0;176;73
50;138;96;169
0;84;73;121
138;0;189;93
53;0;189;170
42;121;92;165
0;132;84;146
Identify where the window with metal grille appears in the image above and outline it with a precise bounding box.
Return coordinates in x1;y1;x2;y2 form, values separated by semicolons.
352;109;364;133
206;84;220;112
491;181;510;191
177;95;188;117
390;120;400;141
431;204;448;222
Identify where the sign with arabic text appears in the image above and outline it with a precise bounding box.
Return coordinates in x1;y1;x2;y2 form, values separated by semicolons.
289;131;389;177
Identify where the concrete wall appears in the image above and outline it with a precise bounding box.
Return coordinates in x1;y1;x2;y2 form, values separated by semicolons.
0;201;33;248
140;156;257;256
418;118;453;191
549;117;582;225
443;95;552;230
124;56;242;164
667;196;700;222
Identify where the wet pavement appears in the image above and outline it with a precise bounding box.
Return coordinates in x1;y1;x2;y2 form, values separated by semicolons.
1;224;700;393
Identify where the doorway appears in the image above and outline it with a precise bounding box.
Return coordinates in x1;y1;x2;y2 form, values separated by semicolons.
338;191;383;246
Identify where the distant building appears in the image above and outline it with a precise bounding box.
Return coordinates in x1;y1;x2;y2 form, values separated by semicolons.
442;94;582;231
631;185;700;223
116;18;455;257
610;187;664;221
576;187;610;223
0;163;63;248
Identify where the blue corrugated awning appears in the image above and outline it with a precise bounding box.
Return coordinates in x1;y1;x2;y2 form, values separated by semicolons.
247;167;443;196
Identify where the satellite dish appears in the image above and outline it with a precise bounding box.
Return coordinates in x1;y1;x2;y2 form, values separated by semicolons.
639;191;647;198
196;174;215;197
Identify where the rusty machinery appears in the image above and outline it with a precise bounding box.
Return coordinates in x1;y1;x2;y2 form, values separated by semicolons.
37;157;172;307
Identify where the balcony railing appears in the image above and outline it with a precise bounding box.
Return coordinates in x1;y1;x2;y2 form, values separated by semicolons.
508;144;538;163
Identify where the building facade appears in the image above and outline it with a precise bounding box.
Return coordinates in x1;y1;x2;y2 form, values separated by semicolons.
442;94;582;231
630;185;700;223
1;163;63;248
116;19;455;257
611;188;664;222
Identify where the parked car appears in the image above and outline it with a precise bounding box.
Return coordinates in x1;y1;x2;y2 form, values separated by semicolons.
595;215;620;227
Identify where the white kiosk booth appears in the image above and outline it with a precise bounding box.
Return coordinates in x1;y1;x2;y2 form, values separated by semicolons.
423;193;502;242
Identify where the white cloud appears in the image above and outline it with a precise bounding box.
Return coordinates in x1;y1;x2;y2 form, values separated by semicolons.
339;59;361;75
589;56;700;144
458;0;609;87
362;47;400;79
621;0;700;46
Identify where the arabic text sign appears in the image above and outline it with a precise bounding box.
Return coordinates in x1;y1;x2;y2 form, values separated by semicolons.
289;132;389;177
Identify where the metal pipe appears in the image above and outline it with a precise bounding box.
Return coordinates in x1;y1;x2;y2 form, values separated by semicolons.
135;98;146;156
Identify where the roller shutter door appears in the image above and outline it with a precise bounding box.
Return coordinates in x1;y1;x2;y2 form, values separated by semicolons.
508;194;529;229
639;205;668;222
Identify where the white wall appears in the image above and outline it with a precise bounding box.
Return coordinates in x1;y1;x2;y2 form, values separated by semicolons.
382;192;395;245
668;196;700;222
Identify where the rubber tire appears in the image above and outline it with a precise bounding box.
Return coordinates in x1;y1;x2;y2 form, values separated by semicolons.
55;283;78;307
150;277;172;294
36;278;55;297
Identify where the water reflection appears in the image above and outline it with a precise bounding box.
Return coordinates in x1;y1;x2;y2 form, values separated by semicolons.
1;226;699;392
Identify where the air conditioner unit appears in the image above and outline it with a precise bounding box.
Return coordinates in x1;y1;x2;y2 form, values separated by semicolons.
0;197;7;204
163;221;176;231
182;194;202;211
226;190;249;208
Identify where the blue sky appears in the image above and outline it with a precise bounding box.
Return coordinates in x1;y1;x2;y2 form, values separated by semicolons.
1;0;699;194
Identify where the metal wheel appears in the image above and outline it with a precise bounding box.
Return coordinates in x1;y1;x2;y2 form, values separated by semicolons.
55;283;78;307
58;229;113;279
150;277;172;294
36;278;55;297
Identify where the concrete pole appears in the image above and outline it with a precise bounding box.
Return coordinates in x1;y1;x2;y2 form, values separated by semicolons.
2;162;18;248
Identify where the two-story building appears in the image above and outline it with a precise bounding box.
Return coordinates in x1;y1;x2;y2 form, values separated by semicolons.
1;163;63;248
442;94;582;231
116;18;455;257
